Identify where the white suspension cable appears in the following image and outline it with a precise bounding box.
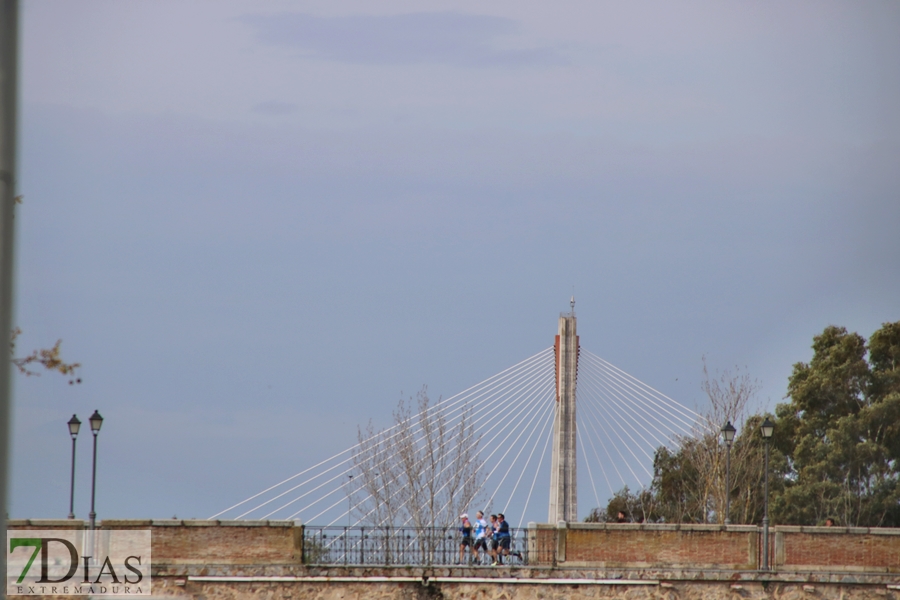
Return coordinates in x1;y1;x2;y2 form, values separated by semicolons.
482;383;556;510
307;380;535;525
580;389;651;483
583;351;700;425
576;396;614;496
518;403;555;528
215;348;553;519
577;373;658;464
318;378;538;526
254;354;554;520
394;375;553;527
502;392;555;516
333;357;555;525
579;362;685;448
577;392;633;490
580;356;696;439
576;421;601;511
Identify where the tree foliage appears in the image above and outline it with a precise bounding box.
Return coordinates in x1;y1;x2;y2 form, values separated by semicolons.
586;361;772;524
10;327;81;384
773;322;900;526
587;321;900;527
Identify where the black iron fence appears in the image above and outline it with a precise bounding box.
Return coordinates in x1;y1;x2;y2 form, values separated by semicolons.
302;526;553;566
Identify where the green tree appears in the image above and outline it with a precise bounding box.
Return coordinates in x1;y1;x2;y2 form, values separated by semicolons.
587;362;772;524
585;322;900;527
584;486;657;523
773;322;900;526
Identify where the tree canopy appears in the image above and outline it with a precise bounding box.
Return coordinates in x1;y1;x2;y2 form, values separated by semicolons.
773;322;900;526
587;321;900;527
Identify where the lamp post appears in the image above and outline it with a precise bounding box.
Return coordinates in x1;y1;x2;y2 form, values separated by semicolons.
67;415;81;519
88;410;103;530
348;474;353;528
721;421;736;525
760;417;775;571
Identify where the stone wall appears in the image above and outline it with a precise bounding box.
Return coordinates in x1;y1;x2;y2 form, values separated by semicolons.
164;579;896;600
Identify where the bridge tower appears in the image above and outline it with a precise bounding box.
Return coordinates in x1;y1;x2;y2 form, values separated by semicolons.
548;298;579;523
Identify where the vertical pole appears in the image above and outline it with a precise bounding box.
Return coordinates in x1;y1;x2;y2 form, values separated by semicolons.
724;441;731;525
0;2;18;597
548;304;578;524
68;436;77;518
89;432;98;530
762;438;770;570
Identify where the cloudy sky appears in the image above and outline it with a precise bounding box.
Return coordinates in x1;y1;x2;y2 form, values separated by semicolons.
9;1;900;521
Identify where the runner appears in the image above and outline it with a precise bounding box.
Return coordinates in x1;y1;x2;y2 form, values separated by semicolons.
457;514;473;565
472;511;489;564
488;514;500;564
492;513;522;565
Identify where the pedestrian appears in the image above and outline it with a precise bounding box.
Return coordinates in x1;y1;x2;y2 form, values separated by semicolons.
488;514;500;562
457;514;473;565
472;511;489;564
824;517;835;527
491;513;521;565
616;511;628;523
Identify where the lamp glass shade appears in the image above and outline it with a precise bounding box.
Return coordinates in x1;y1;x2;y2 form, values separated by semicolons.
760;417;775;439
721;421;736;444
68;414;81;437
89;410;104;433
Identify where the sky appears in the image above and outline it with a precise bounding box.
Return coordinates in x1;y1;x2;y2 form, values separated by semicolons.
8;1;900;522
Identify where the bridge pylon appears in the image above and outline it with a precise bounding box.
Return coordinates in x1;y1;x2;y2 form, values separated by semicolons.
548;299;578;524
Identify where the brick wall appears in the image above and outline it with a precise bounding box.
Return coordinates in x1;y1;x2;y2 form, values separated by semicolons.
776;526;900;573
9;520;900;572
8;519;302;565
560;523;759;569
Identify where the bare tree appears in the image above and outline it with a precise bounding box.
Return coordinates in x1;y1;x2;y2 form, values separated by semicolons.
10;327;81;384
351;386;483;530
668;358;761;523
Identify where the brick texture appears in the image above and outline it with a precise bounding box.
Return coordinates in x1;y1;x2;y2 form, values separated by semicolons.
563;524;757;569
779;528;900;572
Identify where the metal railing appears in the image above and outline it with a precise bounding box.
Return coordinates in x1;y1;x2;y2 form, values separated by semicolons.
302;526;554;566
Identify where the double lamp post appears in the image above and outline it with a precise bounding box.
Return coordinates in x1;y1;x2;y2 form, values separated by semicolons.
66;410;104;529
721;416;775;570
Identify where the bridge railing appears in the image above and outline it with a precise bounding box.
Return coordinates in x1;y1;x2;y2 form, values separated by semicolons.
302;525;553;566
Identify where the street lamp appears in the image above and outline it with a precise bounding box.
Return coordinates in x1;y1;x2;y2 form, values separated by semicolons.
67;415;81;519
760;417;775;570
721;421;736;525
348;474;353;528
88;410;103;530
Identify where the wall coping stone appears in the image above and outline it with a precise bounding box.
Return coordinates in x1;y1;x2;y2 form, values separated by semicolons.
145;519;296;527
566;522;759;533
102;519;152;527
7;519;85;527
775;525;900;536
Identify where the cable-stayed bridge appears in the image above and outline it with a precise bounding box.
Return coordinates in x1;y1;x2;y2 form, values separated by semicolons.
212;305;700;528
